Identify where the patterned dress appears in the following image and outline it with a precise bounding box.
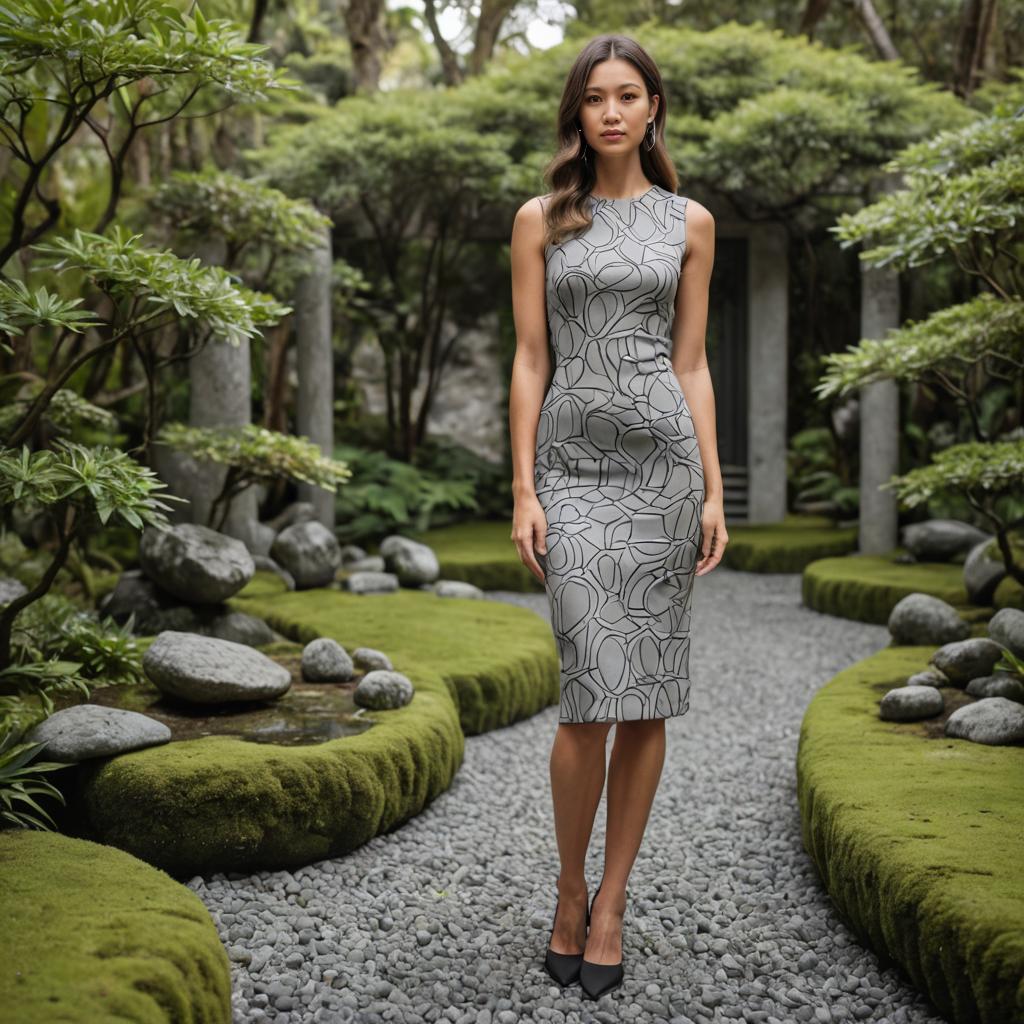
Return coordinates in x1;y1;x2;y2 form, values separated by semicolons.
534;184;704;723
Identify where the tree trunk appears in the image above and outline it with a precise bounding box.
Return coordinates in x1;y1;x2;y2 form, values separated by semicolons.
344;0;387;94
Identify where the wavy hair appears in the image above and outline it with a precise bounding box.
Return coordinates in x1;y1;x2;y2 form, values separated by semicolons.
542;35;678;248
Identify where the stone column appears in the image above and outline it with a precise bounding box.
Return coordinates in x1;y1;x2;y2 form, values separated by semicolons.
858;172;902;554
746;223;788;523
293;223;335;528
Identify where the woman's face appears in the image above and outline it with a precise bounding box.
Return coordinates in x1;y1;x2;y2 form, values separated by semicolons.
578;58;658;155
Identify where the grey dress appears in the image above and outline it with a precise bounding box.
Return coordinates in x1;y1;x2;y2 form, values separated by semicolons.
534;184;704;724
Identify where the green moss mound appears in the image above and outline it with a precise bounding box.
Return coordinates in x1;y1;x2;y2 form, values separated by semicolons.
0;829;230;1023
994;576;1024;610
797;645;1024;1024
70;571;557;877
802;551;975;624
722;514;857;573
404;519;542;591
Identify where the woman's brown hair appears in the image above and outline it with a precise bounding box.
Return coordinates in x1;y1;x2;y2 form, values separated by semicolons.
542;34;678;248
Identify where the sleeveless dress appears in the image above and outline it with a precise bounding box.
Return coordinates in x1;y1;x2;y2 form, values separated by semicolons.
534;184;704;724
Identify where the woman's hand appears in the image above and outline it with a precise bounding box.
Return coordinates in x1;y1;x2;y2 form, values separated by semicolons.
512;495;548;583
695;497;728;576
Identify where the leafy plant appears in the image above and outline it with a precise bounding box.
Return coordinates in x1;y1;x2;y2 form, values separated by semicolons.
155;423;352;530
0;732;69;831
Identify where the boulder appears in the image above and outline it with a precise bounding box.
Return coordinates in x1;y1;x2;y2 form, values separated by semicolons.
270;521;342;589
340;544;367;565
139;524;255;603
344;555;386;573
988;607;1024;660
265;501;317;533
380;535;440;586
26;704;171;763
928;638;1004;686
143;630;291;703
99;570;205;634
963;539;1007;605
905;669;947;688
879;686;944;721
965;673;1024;703
354;669;414;710
343;571;399;594
888;593;970;646
301;638;354;682
194;610;276;647
247;520;277;559
945;697;1024;745
900;519;990;563
352;647;393;672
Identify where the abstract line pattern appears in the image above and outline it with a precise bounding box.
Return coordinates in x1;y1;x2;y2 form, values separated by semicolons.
535;185;704;723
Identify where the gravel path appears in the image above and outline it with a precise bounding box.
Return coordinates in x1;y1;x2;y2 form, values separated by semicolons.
188;568;947;1024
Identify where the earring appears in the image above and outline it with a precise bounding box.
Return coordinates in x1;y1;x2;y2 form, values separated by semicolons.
645;121;656;151
577;127;589;164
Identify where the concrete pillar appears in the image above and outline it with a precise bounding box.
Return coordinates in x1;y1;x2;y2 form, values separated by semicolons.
746;223;788;522
858;172;902;554
293;223;335;529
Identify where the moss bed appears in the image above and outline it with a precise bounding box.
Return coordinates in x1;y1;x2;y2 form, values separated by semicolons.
801;551;988;625
720;514;857;573
0;829;230;1023
796;645;1024;1024
61;570;557;877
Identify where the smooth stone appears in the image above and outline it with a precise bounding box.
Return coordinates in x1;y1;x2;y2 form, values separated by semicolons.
963;538;1006;605
265;501;317;533
251;555;297;591
929;638;1004;685
352;647;393;671
301;638;354;682
379;535;440;586
879;685;944;721
344;555;386;573
432;580;485;599
143;630;291;703
194;610;276;647
945;696;1024;745
354;670;414;710
905;669;947;688
139;523;255;603
344;571;399;594
888;593;970;646
340;544;367;566
988;608;1024;660
26;704;171;763
270;521;342;590
900;519;990;563
965;673;1024;703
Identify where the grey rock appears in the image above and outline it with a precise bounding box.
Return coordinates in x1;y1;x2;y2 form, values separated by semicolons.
888;593;969;646
195;610;276;647
379;535;440;586
432;580;485;599
270;521;342;589
0;577;27;605
247;520;278;559
302;638;354;682
989;607;1024;660
900;519;990;563
339;544;367;566
354;669;414;710
99;570;205;634
143;630;291;703
265;501;317;533
879;685;944;721
905;669;947;688
251;555;296;591
26;704;171;763
963;538;1006;605
965;673;1024;703
945;696;1024;745
929;638;1003;686
344;555;386;573
352;647;393;672
139;523;255;603
343;571;399;594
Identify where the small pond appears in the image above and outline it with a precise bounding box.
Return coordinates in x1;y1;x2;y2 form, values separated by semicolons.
53;643;376;746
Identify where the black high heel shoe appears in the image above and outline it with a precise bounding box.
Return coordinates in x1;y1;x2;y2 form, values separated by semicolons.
543;887;591;986
579;882;625;999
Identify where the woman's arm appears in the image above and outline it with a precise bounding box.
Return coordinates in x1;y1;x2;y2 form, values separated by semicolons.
508;196;552;581
669;200;729;574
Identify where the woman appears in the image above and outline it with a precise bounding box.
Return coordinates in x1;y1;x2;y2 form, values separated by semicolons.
508;34;728;999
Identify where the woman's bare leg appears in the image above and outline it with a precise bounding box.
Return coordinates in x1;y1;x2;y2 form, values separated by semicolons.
548;720;614;954
584;718;667;964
